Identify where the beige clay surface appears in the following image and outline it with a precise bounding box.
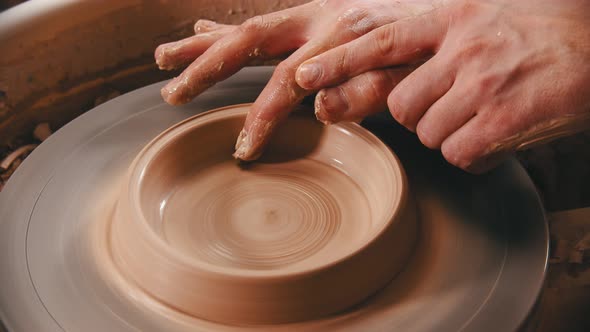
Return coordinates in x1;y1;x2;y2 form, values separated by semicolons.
103;104;416;324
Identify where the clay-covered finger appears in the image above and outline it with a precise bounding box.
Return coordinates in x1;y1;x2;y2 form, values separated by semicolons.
161;7;314;105
232;27;386;160
415;83;475;149
386;56;454;132
233;37;349;160
232;55;312;160
295;10;447;90
155;30;231;70
314;67;413;124
232;2;425;160
193;19;235;34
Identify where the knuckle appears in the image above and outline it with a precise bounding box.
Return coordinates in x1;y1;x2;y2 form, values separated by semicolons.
474;78;489;97
240;15;267;35
449;0;481;24
335;46;350;77
374;25;396;58
273;61;302;102
336;7;378;35
455;38;487;62
336;8;365;27
474;72;503;97
275;60;296;79
317;0;338;9
363;71;390;101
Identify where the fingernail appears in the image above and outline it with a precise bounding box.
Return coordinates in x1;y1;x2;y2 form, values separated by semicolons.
296;62;322;88
314;88;348;124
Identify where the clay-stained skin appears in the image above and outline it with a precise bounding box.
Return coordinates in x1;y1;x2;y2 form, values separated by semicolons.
155;0;438;160
486;112;590;153
233;117;276;159
314;90;334;125
157;0;590;172
288;0;590;173
155;31;230;70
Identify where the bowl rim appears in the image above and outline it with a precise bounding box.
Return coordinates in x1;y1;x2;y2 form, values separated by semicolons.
122;103;409;279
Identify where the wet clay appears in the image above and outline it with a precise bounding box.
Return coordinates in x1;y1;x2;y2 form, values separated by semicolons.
107;104;417;325
162;159;371;270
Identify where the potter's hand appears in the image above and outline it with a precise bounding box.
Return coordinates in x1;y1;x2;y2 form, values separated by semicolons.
155;0;436;160
296;0;590;173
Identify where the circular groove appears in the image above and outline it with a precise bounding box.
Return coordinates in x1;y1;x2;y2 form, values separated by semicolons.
166;169;343;269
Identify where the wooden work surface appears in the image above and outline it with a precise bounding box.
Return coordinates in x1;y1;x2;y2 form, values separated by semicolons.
522;207;590;332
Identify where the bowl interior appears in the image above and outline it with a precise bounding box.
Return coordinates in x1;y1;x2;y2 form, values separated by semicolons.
134;105;403;274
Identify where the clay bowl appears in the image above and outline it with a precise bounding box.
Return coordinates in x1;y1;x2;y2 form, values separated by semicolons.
109;104;416;325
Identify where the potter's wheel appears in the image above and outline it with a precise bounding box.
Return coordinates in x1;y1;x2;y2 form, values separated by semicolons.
0;67;548;332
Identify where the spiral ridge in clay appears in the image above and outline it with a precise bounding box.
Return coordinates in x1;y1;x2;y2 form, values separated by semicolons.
163;165;347;269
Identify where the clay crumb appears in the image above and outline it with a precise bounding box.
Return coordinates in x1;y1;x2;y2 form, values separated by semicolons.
33;123;52;142
249;48;261;58
0;144;37;171
0;121;50;191
314;91;333;125
234;129;248;150
233;129;252;159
